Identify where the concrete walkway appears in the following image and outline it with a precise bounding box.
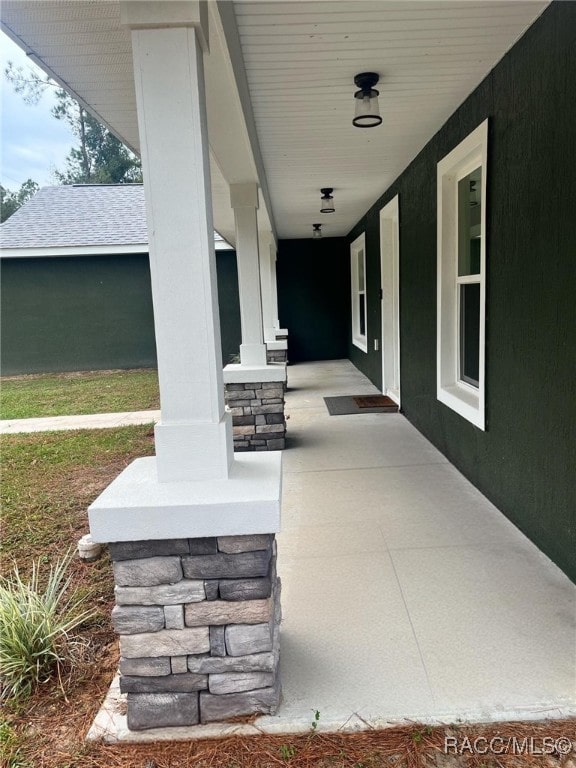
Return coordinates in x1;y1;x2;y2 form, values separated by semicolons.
88;359;575;742
0;410;161;434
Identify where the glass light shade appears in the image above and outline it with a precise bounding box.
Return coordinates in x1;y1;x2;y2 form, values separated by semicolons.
320;192;335;213
353;92;382;128
469;180;479;206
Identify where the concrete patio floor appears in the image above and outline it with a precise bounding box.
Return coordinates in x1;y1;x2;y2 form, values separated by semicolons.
89;359;575;742
276;361;575;728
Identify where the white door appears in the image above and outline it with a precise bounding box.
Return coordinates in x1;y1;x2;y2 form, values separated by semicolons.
379;196;401;405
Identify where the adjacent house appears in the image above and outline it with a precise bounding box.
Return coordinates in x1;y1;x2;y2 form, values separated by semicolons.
0;183;241;374
1;0;573;730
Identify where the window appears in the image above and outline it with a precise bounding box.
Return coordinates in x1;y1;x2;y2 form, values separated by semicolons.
437;120;487;429
351;233;367;352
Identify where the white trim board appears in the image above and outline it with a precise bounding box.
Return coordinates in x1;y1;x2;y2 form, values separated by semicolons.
379;195;401;406
350;232;368;353
0;244;148;259
0;240;234;259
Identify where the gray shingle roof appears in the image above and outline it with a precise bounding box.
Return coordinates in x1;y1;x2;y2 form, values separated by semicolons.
0;184;148;249
0;184;229;251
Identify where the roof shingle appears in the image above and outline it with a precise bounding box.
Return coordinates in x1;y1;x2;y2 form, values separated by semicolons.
1;184;148;249
0;184;229;252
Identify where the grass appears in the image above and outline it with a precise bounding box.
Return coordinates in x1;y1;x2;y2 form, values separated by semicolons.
1;426;155;576
0;368;160;420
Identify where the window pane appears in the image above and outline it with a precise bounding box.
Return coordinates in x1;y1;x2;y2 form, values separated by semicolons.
458;167;482;276
358;250;365;290
359;293;366;336
460;283;480;387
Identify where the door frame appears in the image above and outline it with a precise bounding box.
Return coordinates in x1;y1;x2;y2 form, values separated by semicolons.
379;195;401;406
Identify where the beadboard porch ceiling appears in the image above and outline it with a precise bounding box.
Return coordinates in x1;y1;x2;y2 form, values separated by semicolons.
1;1;549;241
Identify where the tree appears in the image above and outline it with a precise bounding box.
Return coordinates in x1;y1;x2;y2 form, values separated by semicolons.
50;89;142;184
1;179;39;222
4;62;141;186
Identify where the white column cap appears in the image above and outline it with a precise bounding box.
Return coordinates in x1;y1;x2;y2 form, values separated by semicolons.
120;1;209;51
230;182;259;209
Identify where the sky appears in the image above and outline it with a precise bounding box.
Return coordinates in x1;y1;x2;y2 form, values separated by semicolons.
1;31;75;191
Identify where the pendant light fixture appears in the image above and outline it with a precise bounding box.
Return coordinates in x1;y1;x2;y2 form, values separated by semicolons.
353;72;382;128
312;224;322;239
320;188;335;214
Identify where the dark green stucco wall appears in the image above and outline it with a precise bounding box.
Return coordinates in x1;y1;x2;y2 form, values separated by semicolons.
277;237;350;362
346;1;576;581
1;251;241;376
1;254;157;374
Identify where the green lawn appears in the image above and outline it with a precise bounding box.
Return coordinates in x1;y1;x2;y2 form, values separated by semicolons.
0;368;160;420
1;425;156;578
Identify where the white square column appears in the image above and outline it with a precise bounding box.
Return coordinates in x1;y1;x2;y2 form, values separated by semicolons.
90;7;283;731
259;231;277;343
230;183;268;368
270;243;281;332
123;2;232;482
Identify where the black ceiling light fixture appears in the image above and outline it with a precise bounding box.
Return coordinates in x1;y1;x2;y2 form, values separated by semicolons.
320;188;335;213
312;223;322;239
469;179;479;206
353;72;382;128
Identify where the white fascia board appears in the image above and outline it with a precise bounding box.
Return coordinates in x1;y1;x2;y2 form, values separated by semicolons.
0;244;149;258
1;241;233;258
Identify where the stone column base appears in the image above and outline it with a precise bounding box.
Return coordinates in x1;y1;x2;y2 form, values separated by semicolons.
266;339;288;366
225;381;286;451
267;349;288;364
110;534;281;730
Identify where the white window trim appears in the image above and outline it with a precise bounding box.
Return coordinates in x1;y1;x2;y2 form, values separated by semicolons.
379;196;401;406
351;232;368;352
437;119;488;430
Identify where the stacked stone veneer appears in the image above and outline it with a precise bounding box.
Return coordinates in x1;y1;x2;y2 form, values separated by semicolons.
110;534;281;730
267;349;288;364
267;333;288;364
225;382;286;451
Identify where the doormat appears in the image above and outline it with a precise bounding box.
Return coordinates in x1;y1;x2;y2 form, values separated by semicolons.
324;395;399;415
354;395;398;409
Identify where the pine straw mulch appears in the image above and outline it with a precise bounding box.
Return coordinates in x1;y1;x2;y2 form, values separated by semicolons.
81;719;576;768
9;675;576;768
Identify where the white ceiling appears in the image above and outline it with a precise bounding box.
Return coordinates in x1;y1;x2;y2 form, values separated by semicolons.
1;1;549;241
233;0;548;238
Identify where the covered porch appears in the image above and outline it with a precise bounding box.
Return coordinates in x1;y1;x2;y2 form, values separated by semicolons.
2;0;574;735
90;359;575;741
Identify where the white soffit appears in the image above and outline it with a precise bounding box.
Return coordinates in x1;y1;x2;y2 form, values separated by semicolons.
1;3;140;150
0;1;267;245
232;0;549;238
1;1;550;240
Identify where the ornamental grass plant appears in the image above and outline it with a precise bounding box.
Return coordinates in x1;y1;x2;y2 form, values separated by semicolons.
0;552;95;702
